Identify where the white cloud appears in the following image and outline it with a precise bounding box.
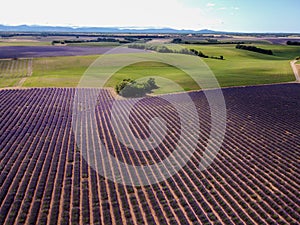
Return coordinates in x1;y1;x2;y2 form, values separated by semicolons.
0;0;210;30
206;3;215;7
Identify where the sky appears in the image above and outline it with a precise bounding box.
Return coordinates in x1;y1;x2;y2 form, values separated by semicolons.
1;0;299;32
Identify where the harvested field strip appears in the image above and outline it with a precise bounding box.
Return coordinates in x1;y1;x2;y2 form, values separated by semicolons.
0;58;33;78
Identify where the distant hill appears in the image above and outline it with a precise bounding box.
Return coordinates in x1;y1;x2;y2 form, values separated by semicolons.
0;24;218;34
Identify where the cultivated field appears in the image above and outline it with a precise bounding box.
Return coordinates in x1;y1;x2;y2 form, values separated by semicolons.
22;55;99;87
0;39;51;47
0;46;114;59
2;43;296;90
0;58;32;77
0;40;299;90
0;84;299;224
182;44;299;87
105;61;199;94
0;58;33;88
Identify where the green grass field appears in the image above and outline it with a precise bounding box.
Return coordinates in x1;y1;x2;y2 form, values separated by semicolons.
1;43;300;93
105;61;198;94
106;44;300;92
0;58;33;88
181;44;299;87
23;55;99;87
0;78;23;88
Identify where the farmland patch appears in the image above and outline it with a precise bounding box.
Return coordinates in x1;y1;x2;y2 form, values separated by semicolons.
0;84;299;224
0;58;32;78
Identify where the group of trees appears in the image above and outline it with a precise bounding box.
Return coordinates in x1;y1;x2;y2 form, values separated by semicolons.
128;44;191;54
128;44;173;53
171;38;246;45
115;78;159;97
190;49;208;58
236;44;273;55
128;44;224;59
52;38;131;45
287;41;300;46
190;49;224;60
171;38;183;44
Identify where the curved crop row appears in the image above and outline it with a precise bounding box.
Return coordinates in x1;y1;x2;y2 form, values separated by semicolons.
0;84;299;224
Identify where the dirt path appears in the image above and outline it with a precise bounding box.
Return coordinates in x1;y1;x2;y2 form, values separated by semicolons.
147;38;173;44
15;77;27;87
290;60;300;82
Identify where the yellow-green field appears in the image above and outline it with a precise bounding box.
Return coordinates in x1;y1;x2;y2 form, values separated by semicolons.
0;58;33;88
183;44;298;87
105;61;198;94
22;55;99;87
1;43;300;93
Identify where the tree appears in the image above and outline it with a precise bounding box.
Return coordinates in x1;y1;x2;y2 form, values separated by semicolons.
115;78;159;97
115;79;133;94
144;78;158;92
171;38;182;44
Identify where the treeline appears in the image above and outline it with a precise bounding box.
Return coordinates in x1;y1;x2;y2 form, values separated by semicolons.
236;44;273;55
287;41;300;46
190;49;224;60
172;38;246;45
52;38;131;45
128;44;191;54
128;44;224;60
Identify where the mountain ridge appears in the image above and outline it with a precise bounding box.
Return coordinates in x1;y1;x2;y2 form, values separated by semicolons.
0;24;218;34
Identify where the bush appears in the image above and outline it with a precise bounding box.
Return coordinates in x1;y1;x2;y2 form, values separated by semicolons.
115;78;159;97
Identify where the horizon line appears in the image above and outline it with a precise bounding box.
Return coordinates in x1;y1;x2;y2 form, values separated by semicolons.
1;24;300;34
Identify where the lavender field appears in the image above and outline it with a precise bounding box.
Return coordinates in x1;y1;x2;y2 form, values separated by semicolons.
0;84;299;224
0;46;145;59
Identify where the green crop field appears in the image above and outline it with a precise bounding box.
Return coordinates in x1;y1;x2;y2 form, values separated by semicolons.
0;58;33;88
0;78;23;88
1;43;300;93
23;55;99;87
101;44;300;92
182;44;300;87
105;61;198;94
